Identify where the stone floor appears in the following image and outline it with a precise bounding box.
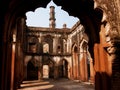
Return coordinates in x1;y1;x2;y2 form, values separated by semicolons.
17;78;94;90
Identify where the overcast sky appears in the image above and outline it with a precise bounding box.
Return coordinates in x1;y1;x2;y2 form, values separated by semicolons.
26;0;79;28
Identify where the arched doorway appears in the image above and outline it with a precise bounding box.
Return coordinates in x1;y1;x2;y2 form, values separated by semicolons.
79;39;90;81
87;57;90;80
59;59;68;78
27;60;38;80
42;61;54;79
42;57;55;79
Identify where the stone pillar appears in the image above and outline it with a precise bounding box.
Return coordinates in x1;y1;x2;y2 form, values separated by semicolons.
106;39;120;90
76;53;79;79
79;41;88;82
14;42;24;89
80;51;88;81
84;51;88;81
54;66;59;79
78;53;81;81
73;52;78;79
38;65;42;80
94;44;100;72
94;43;102;90
105;23;120;90
38;70;41;80
11;42;16;90
89;58;95;83
87;51;95;83
71;54;74;79
14;17;26;89
53;37;58;53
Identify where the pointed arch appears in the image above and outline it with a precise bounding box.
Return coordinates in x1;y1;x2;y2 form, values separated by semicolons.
72;43;78;53
27;56;40;80
72;43;79;79
58;59;68;78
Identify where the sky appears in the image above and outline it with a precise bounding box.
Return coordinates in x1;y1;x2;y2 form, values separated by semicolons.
26;0;79;28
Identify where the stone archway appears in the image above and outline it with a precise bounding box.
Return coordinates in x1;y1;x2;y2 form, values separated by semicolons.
26;56;41;80
1;0;120;90
79;39;89;81
27;60;38;80
42;57;55;79
58;59;68;78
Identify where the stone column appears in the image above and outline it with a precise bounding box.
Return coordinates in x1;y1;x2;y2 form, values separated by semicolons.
78;53;81;81
11;41;16;90
14;17;26;89
71;53;74;79
83;50;88;81
89;58;95;83
53;37;58;53
105;24;120;90
38;66;42;80
106;40;120;90
87;51;95;83
54;65;59;79
94;43;102;90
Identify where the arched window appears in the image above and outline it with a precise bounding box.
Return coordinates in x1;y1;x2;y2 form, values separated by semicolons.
57;45;61;53
43;43;49;53
28;37;38;53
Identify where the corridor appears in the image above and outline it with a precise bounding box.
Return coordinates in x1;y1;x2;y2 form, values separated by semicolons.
17;78;94;90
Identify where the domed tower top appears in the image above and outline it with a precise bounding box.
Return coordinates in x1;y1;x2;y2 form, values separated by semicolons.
49;6;56;29
63;23;67;28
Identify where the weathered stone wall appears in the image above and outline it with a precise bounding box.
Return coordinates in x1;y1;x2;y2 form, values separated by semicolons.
94;0;120;89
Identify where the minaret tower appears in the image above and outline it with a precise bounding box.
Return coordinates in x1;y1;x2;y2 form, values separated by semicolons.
49;6;56;29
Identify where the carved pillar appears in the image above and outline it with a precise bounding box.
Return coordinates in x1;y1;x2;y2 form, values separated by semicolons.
106;36;120;90
105;22;120;90
111;46;120;90
93;1;120;89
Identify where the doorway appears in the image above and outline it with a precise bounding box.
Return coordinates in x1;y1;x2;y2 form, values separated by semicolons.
43;65;49;79
27;61;38;80
59;60;68;78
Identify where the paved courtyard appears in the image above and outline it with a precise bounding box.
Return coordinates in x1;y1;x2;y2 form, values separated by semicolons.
17;78;94;90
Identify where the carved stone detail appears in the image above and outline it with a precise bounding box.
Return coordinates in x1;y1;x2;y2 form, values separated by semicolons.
94;0;120;89
94;0;120;35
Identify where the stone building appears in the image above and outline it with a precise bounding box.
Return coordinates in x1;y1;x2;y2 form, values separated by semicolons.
24;6;92;82
1;0;120;90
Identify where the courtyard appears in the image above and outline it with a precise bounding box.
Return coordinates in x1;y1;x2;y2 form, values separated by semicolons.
18;78;94;90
